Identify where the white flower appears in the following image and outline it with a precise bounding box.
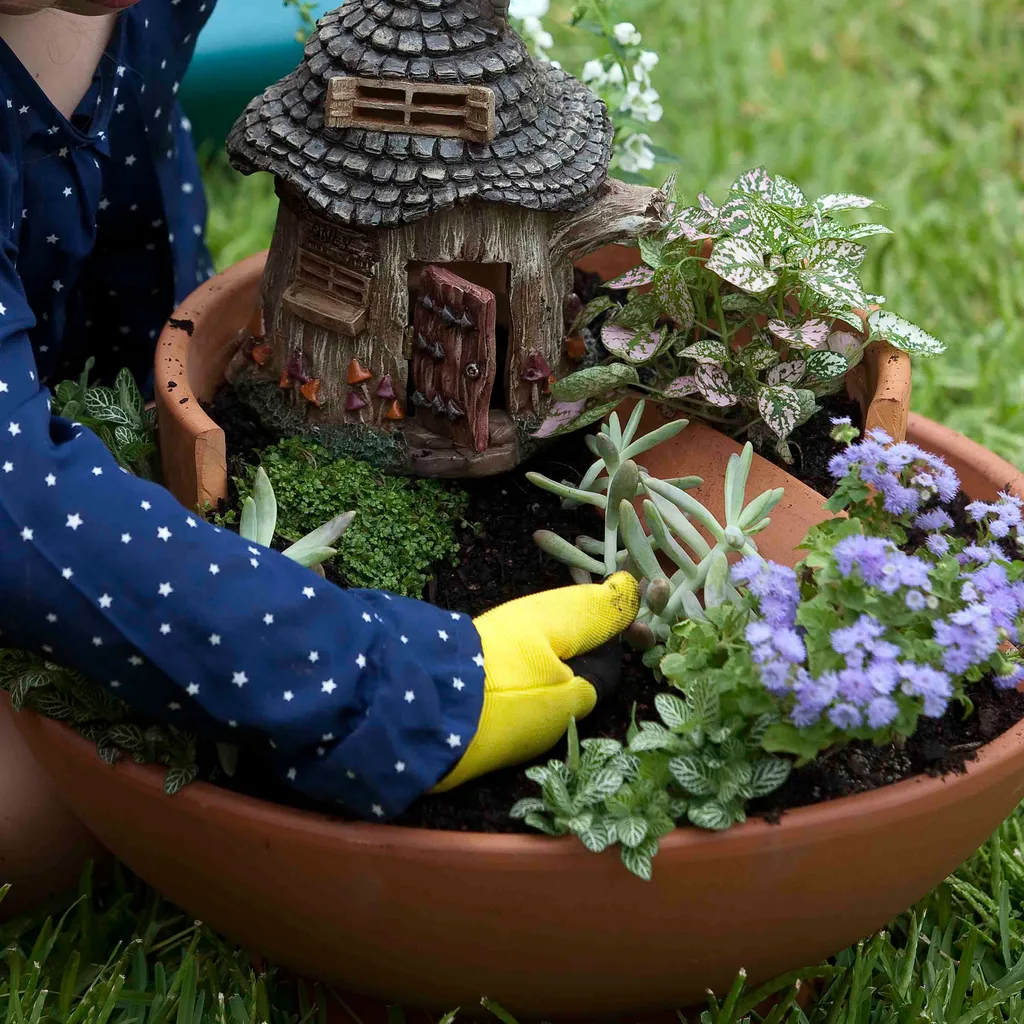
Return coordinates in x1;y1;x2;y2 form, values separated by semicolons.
638;49;660;71
617;133;657;174
582;58;606;83
606;62;625;85
613;22;642;46
509;0;549;17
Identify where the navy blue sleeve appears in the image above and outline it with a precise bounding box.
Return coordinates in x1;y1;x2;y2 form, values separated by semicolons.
0;146;484;818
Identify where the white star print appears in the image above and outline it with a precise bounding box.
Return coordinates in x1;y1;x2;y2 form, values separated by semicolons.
98;198;110;211
159;624;172;635
186;517;197;528
229;720;238;729
356;654;367;669
473;653;485;668
451;612;462;620
322;732;335;742
46;234;58;244
159;582;174;597
110;680;121;689
168;702;181;711
116;103;125;114
42;645;53;654
8;422;20;436
209;564;220;574
91;466;103;476
209;634;221;646
121;533;132;544
232;671;248;687
0;381;5;392
438;630;449;641
62;188;71;198
46;614;57;624
249;557;260;568
182;182;194;193
247;546;260;556
18;105;27;115
316;747;326;757
263;613;274;625
66;513;83;530
58;148;67;158
20;527;33;541
98;594;112;609
362;612;372;623
404;690;415;703
91;637;103;647
395;761;406;773
453;677;465;691
157;526;172;541
372;805;384;817
45;474;56;487
187;683;200;696
446;734;463;749
283;691;294;702
308;651;319;663
287;768;297;781
61;567;73;580
400;635;409;644
129;655;143;667
125;155;137;166
140;501;151;510
303;586;316;599
2;461;11;473
345;770;356;779
321;679;337;694
116;65;126;77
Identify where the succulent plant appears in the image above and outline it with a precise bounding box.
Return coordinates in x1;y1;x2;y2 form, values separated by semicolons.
240;466;355;574
527;401;784;646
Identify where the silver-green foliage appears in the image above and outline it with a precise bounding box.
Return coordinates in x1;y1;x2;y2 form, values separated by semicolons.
239;466;355;572
528;401;783;645
555;167;945;456
0;648;199;796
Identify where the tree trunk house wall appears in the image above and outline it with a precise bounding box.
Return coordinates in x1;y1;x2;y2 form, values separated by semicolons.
259;196;572;431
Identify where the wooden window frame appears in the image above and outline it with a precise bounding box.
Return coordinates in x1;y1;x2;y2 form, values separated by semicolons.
283;248;372;337
324;76;496;144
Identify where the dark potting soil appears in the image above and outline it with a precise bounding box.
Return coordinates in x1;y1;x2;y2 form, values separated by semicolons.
205;380;1024;832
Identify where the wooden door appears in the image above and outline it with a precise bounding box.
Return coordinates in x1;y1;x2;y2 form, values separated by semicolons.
410;265;497;452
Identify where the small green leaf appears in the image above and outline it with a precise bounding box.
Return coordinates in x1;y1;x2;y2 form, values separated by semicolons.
749;758;792;797
766;359;806;386
814;192;882;216
655;690;690;727
669;755;716;797
706;236;779;293
757;384;802;439
687;799;735;831
679;338;728;364
805;350;849;381
770;174;808;208
84;387;133;426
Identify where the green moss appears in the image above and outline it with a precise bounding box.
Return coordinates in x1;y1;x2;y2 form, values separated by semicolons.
236;438;468;598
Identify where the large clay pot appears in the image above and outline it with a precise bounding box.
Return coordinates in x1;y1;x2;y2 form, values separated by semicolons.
0;698;105;920
154;249;911;514
12;413;1024;1017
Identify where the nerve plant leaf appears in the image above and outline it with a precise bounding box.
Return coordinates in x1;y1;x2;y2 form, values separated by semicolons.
867;310;946;356
706;236;779;293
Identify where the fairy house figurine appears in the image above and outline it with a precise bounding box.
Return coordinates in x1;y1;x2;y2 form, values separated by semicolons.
226;0;666;477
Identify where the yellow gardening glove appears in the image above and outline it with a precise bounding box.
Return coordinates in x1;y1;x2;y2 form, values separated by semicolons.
432;572;641;793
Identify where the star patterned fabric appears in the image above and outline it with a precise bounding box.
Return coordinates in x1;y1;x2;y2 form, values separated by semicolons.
0;0;485;819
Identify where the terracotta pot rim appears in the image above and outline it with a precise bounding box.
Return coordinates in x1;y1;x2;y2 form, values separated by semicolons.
22;596;1024;858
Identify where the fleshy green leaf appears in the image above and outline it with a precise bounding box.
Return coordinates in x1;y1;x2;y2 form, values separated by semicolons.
757;384;802;439
867;310;946;356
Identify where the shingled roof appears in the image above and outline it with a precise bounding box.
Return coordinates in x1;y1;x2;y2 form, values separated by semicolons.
226;0;614;229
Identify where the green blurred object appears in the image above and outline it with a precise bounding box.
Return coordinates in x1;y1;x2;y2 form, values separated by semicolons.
181;0;319;146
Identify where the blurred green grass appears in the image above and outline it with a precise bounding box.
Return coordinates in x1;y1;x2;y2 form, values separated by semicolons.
201;0;1024;464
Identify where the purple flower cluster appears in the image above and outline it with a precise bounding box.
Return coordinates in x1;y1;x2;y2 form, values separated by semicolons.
832;535;932;597
966;492;1024;543
828;428;959;516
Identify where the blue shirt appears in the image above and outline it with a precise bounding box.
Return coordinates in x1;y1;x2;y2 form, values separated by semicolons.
0;0;484;819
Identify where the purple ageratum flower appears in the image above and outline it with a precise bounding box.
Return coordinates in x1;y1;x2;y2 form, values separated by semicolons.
866;428;895;445
869;639;900;661
731;555;764;586
933;604;1000;675
829;703;863;729
995;664;1024;690
906;590;927;611
881;479;923;516
837;668;874;705
773;629;807;665
914;509;954;532
899;662;953;718
990;519;1011;539
745;621;773;646
960;544;994;565
759;660;792;695
866;657;900;695
927;534;951;557
830;416;852;427
867;696;899;728
733;559;800;629
791;671;838;726
966;500;993;522
833;535;894;586
831;614;885;655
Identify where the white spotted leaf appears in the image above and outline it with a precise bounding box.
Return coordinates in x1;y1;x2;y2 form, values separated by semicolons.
805;350;849;381
800;262;869;310
601;325;662;364
706;236;778;293
767;359;806;386
867;310;946;356
550;363;640;402
757;384;802;439
767;317;831;349
662;375;698;398
771;174;808;209
804;238;868;268
680;339;728;364
814;192;882;217
652;269;696;333
730;166;773;196
695;363;739;407
606;265;655;290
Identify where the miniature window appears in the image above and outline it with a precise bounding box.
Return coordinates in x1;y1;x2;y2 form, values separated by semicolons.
283;248;372;337
324;76;496;144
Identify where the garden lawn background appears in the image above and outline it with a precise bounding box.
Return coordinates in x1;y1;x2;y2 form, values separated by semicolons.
116;0;1024;1017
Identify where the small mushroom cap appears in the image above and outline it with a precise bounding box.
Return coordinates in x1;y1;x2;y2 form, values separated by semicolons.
300;379;322;407
347;359;373;385
385;400;405;421
375;374;397;399
345;390;368;411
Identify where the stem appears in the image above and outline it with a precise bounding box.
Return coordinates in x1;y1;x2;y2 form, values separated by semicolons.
712;279;730;348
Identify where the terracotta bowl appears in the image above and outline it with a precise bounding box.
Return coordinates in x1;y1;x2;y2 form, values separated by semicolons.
0;697;105;920
12;413;1024;1016
154;249;911;513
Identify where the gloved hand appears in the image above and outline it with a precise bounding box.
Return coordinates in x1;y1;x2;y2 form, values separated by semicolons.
432;572;641;792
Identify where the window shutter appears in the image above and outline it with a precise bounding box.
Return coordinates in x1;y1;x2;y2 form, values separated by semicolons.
324;77;496;143
283;248;372;337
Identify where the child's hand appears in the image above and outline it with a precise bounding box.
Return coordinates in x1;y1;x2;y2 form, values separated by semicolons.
431;573;641;792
